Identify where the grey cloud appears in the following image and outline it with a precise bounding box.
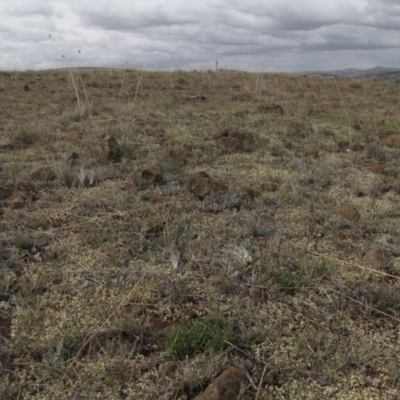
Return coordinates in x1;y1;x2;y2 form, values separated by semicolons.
72;3;196;31
5;1;57;17
2;0;400;72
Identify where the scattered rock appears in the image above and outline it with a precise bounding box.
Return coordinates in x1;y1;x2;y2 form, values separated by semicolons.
142;164;163;183
192;366;244;400
188;172;226;200
381;133;400;148
370;164;385;174
338;228;362;241
107;137;123;162
215;129;255;153
334;205;360;221
23;84;30;91
30;166;56;182
141;191;163;203
169;145;188;165
362;248;384;269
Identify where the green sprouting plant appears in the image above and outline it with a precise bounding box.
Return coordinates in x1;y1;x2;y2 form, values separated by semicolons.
165;314;235;359
273;271;303;294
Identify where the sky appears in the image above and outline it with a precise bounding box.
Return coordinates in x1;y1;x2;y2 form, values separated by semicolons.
1;0;400;72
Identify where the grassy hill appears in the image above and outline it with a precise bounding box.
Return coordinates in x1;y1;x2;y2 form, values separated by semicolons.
1;68;400;399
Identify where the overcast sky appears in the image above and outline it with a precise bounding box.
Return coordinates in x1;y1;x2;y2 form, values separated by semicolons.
1;0;400;72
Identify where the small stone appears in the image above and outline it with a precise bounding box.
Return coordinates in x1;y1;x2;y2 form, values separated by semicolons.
192;366;244;400
188;172;225;200
362;249;384;269
142;164;163;183
334;205;360;220
141;191;163;203
338;229;361;241
370;164;385;174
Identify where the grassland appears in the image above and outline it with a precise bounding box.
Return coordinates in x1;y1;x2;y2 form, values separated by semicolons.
1;67;400;399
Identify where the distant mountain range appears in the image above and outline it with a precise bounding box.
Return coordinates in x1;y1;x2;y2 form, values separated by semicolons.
303;66;400;82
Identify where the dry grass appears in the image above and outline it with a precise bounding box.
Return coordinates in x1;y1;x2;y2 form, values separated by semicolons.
1;68;400;399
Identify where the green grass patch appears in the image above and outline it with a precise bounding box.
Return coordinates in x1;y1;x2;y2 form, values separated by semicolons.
165;314;235;358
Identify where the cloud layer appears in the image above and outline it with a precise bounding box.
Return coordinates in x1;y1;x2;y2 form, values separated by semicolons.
1;0;400;71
